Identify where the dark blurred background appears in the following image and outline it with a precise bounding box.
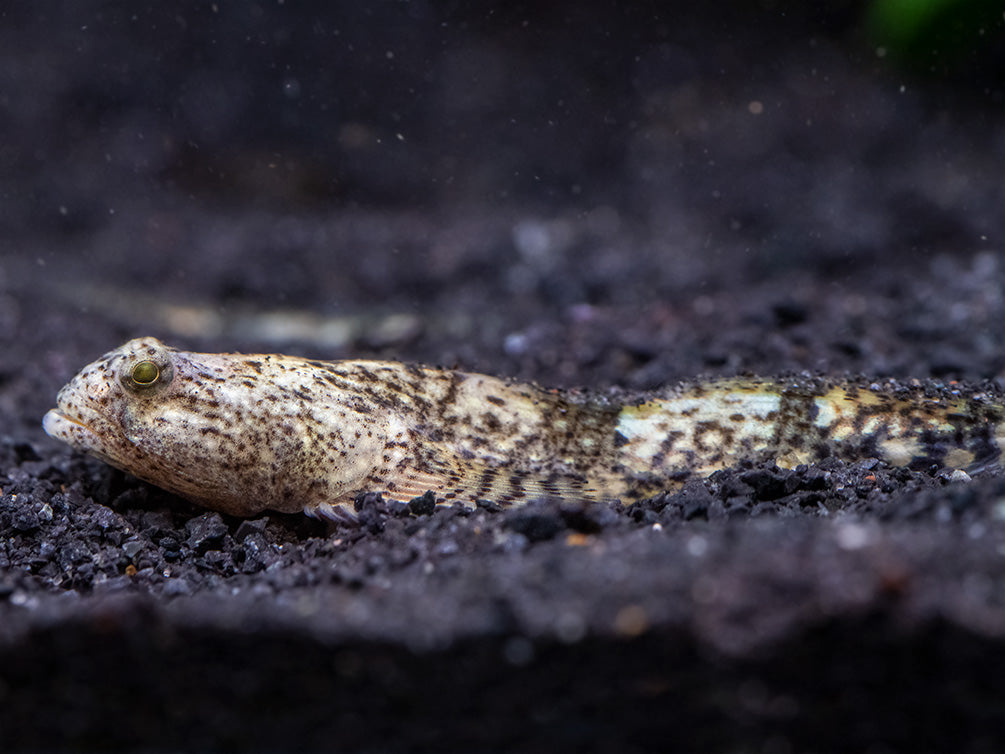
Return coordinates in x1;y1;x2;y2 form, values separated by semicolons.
4;1;1002;227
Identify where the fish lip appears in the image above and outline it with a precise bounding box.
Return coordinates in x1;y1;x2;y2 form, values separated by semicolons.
43;408;102;448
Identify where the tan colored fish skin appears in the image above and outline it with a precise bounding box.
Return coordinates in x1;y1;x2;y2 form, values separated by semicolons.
43;337;1005;522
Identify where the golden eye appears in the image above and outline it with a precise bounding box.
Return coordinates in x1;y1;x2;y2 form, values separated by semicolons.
131;360;160;386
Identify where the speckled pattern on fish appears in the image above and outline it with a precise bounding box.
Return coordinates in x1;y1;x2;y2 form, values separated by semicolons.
43;337;1005;522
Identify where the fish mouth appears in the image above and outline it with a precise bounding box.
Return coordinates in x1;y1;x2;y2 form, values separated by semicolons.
43;408;104;451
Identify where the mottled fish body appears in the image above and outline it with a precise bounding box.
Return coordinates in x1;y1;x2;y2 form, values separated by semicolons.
43;337;1005;521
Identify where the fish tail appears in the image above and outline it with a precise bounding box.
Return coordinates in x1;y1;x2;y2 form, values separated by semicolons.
613;378;1005;483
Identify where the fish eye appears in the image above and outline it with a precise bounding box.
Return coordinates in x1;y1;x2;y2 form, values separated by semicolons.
121;354;173;394
131;360;160;386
